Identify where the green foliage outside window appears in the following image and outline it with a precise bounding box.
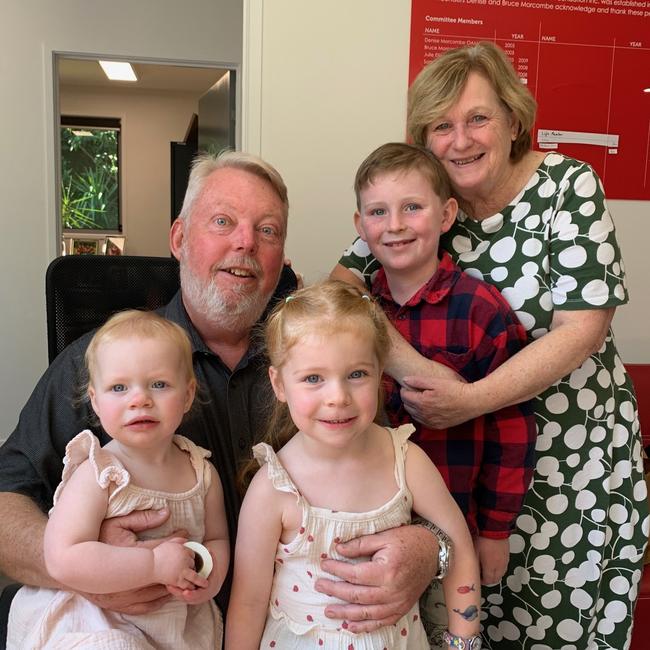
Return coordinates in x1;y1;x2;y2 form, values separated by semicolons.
61;127;119;230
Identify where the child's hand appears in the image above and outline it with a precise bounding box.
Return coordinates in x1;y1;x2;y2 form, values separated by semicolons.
153;538;205;590
167;582;211;605
476;536;510;586
166;545;219;605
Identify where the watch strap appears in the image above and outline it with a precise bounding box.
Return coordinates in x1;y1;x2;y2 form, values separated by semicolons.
412;516;452;580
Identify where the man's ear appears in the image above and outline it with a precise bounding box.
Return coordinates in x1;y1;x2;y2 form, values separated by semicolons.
268;366;286;402
353;211;367;240
169;218;184;261
440;197;458;235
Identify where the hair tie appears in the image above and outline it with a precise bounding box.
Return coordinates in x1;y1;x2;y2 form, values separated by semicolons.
361;294;371;302
285;295;295;304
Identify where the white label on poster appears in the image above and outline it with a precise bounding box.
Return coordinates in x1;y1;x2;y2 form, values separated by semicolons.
537;129;619;148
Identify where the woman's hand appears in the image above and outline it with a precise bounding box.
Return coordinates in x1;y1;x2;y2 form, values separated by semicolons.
401;375;479;429
314;525;439;632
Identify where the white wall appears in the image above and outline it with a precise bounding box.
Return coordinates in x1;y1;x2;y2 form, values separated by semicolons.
611;204;649;362
0;0;242;442
60;86;201;256
256;0;412;286
250;0;649;363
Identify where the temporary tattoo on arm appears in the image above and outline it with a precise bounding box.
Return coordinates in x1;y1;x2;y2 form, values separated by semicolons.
457;584;476;594
452;605;479;621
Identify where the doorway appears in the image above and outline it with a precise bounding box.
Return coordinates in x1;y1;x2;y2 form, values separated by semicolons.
55;55;235;257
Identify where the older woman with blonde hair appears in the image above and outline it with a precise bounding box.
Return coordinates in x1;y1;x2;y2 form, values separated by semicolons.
333;41;648;649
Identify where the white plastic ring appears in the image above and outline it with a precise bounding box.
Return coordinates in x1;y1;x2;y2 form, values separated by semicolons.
183;541;213;579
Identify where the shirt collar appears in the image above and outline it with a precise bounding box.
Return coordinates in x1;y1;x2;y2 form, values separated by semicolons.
160;291;209;354
160;290;262;369
372;250;461;307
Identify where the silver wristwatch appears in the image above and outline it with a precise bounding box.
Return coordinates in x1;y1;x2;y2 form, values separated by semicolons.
412;516;452;580
442;630;483;650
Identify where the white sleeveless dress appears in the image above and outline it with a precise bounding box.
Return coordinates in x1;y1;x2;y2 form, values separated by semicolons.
254;424;429;649
7;431;222;650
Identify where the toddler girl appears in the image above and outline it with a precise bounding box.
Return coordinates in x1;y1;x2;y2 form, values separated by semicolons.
8;310;229;649
225;281;481;649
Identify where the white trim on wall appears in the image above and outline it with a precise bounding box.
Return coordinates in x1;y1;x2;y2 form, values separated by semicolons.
241;0;264;154
45;45;59;260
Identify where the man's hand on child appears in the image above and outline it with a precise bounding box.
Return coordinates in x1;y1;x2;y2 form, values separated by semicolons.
477;536;510;586
99;508;190;550
315;525;438;633
81;585;172;615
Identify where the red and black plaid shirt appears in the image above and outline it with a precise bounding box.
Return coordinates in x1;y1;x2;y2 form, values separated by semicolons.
374;251;537;539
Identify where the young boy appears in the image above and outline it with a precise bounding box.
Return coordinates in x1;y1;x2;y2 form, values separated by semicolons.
353;142;536;645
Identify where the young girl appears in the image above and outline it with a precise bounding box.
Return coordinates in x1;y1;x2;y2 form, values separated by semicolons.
225;281;481;650
7;310;229;649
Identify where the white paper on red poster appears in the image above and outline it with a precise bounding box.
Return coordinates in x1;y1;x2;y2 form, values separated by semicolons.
409;0;650;200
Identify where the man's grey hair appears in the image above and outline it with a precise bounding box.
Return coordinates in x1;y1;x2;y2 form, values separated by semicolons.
178;150;289;224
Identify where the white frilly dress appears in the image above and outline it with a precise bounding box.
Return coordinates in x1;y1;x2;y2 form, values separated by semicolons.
254;424;429;649
7;431;222;650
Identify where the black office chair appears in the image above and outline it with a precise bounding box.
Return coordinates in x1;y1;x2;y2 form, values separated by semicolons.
45;254;182;364
45;254;298;363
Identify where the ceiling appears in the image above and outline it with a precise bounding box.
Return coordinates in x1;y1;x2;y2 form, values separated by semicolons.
58;58;228;94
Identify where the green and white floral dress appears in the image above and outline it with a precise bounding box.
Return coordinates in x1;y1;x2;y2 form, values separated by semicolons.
339;153;649;649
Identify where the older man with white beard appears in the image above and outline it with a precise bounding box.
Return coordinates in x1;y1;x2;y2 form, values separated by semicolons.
0;151;441;642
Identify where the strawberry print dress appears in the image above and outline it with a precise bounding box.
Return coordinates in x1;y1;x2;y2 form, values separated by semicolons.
7;431;222;650
253;424;429;649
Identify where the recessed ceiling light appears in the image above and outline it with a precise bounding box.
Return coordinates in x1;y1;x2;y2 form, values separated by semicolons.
98;61;137;82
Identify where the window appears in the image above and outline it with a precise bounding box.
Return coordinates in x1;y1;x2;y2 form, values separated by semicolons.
60;116;121;232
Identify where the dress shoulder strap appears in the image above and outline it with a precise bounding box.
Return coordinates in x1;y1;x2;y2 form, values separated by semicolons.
389;423;415;490
252;442;301;498
173;434;213;492
52;430;130;509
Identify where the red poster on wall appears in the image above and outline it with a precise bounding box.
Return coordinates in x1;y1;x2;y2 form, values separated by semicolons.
409;0;650;199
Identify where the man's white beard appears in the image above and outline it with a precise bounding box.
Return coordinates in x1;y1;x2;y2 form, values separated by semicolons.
180;251;275;331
